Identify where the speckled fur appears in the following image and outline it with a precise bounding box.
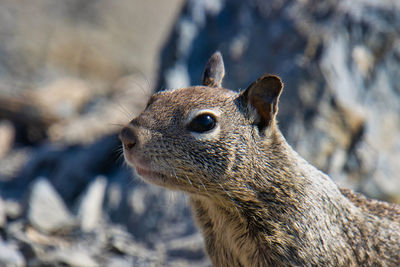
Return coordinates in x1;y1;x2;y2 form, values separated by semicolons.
121;54;400;266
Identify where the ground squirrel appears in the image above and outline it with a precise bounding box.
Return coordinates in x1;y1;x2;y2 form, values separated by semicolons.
120;52;400;266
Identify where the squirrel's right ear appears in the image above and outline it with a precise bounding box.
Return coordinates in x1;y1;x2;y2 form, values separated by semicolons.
241;75;283;130
202;51;225;88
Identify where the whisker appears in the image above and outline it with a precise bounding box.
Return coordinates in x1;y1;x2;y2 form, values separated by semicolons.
126;71;152;99
112;145;124;155
171;168;180;182
108;123;125;128
126;174;138;187
114;100;135;119
116;152;125;163
199;178;208;192
135;70;152;96
184;174;194;188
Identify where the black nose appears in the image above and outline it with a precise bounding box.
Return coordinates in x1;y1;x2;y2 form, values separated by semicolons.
119;126;137;150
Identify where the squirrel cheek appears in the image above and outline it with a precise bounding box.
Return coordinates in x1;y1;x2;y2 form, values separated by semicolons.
190;125;221;141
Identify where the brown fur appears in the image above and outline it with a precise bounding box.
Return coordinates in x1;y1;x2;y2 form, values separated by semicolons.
120;52;400;266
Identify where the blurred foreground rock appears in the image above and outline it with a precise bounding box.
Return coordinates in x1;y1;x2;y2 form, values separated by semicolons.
77;176;107;232
0;0;210;266
0;147;207;265
0;241;25;267
28;178;75;233
0;133;207;265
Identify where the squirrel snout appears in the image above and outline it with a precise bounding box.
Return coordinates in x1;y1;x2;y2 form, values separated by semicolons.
119;126;137;150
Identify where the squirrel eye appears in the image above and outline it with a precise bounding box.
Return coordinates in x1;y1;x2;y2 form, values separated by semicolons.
187;113;216;133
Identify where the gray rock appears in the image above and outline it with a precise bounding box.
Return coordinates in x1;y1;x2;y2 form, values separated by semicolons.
0;148;31;181
165;233;207;261
77;176;107;232
4;199;22;220
46;249;98;267
125;184;195;246
107;226;158;260
27;178;75;233
105;257;134;267
0;240;25;267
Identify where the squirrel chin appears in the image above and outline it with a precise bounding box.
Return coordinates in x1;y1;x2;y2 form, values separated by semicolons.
124;153;173;186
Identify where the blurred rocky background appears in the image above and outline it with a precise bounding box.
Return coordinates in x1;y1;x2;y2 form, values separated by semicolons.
0;0;399;266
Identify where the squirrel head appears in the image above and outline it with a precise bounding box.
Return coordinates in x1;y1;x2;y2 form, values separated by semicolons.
120;52;284;195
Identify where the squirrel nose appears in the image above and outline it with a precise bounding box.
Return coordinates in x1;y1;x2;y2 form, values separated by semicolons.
119;126;137;150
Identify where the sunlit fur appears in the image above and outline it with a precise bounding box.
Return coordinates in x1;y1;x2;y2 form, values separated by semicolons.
122;84;400;266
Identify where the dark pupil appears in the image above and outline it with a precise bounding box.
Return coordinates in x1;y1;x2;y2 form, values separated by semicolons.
188;114;216;133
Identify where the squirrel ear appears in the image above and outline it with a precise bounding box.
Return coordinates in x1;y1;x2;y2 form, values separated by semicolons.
242;75;283;129
202;51;225;88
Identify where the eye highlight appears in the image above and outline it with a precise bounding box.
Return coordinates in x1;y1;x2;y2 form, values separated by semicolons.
187;113;217;133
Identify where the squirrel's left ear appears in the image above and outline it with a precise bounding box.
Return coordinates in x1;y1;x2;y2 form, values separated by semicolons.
242;75;283;130
202;51;225;88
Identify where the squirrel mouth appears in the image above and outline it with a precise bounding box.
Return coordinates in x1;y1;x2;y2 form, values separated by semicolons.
124;153;177;187
133;164;170;185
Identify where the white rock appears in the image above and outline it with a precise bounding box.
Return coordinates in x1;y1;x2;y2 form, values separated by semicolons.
0;241;25;267
27;178;75;233
51;250;98;267
78;176;107;232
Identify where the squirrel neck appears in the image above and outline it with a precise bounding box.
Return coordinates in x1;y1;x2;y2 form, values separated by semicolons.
189;125;400;266
191;126;349;226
